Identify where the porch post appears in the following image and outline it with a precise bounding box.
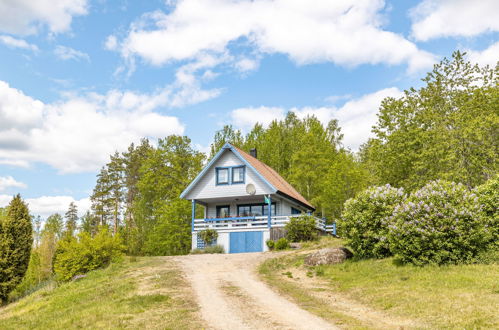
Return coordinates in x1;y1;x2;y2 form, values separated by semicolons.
191;200;196;232
267;195;272;228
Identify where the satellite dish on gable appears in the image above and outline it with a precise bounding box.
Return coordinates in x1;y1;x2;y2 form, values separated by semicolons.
246;183;256;195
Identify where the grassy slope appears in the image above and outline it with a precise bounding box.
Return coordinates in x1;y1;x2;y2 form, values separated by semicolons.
0;257;201;329
259;237;499;329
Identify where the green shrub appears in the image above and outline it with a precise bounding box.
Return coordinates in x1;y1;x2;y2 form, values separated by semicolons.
190;244;224;254
475;175;499;248
266;239;275;250
53;228;124;282
285;215;317;242
198;229;218;246
340;185;405;258
204;245;224;254
0;195;33;304
388;180;489;266
275;238;289;250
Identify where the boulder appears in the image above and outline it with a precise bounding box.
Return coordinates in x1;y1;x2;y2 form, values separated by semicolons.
289;242;302;249
304;247;353;266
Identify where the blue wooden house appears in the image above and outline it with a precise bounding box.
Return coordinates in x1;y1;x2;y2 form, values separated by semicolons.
181;143;331;253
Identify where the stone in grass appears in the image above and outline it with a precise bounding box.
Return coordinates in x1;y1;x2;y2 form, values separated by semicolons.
304;247;353;266
289;242;302;249
72;274;87;281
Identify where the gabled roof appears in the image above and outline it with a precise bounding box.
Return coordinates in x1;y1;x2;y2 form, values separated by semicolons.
231;146;314;210
180;143;314;211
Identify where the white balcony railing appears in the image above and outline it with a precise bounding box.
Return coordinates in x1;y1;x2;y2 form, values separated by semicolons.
193;214;336;234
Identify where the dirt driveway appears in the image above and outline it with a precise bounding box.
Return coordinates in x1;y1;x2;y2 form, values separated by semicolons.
175;252;337;330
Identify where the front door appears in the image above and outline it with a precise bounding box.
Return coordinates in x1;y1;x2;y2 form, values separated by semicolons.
229;231;263;253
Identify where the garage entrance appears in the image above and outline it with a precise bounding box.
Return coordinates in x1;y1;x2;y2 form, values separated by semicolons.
229;231;263;253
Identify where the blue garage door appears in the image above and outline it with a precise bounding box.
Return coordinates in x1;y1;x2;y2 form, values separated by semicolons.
229;231;263;253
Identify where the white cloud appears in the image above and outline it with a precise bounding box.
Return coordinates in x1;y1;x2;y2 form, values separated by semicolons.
0;35;38;51
0;0;88;35
411;0;499;41
466;42;499;67
0;194;90;218
104;35;118;51
116;0;435;73
231;106;285;129
0;176;27;192
0;80;191;173
230;87;403;151
54;45;89;61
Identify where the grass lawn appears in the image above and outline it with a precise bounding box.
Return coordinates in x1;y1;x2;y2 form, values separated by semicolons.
259;237;499;329
0;257;202;329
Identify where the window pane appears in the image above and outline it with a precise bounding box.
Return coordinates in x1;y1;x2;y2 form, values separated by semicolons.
217;206;230;217
238;206;251;216
232;166;244;183
217;168;228;184
250;205;263;216
263;203;276;216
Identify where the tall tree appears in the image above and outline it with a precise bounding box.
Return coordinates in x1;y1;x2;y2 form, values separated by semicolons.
33;215;42;248
0;195;33;304
64;202;78;238
90;167;113;227
135;135;204;255
362;51;498;190
107;152;125;234
43;214;64;241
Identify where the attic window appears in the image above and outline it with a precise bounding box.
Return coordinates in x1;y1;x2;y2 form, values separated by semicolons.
216;167;229;185
232;166;245;184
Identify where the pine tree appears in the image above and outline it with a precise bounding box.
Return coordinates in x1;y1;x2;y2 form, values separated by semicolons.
91;167;113;228
64;202;78;238
0;195;33;304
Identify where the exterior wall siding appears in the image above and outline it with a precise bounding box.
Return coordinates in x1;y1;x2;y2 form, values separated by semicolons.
185;150;274;200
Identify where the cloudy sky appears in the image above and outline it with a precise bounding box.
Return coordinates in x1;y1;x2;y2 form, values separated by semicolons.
0;0;497;218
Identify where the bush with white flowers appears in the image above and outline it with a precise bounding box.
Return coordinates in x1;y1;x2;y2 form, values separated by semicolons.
388;180;489;265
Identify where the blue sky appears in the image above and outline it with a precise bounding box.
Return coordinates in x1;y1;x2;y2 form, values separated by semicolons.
0;0;497;218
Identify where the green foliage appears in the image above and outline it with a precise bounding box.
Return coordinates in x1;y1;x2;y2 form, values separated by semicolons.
43;213;63;240
285;215;318;242
9;250;44;301
53;228;124;282
475;175;499;248
64;202;78;238
340;185;405;258
388;180;489;266
0;195;33;304
142;200;193;256
362;52;498;191
275;238;289;250
190;245;225;254
266;239;275;250
135;136;204;255
198;229;218;246
209;124;244;159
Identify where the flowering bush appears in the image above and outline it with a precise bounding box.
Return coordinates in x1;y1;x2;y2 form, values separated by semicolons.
388;180;489;265
475;175;498;248
340;185;405;258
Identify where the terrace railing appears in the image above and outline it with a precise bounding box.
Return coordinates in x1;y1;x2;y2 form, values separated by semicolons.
193;214;336;235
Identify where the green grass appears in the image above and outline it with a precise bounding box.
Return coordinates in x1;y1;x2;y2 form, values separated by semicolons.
259;237;499;329
320;258;499;329
0;257;202;329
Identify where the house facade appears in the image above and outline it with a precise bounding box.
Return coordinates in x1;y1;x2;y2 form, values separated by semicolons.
181;143;330;253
